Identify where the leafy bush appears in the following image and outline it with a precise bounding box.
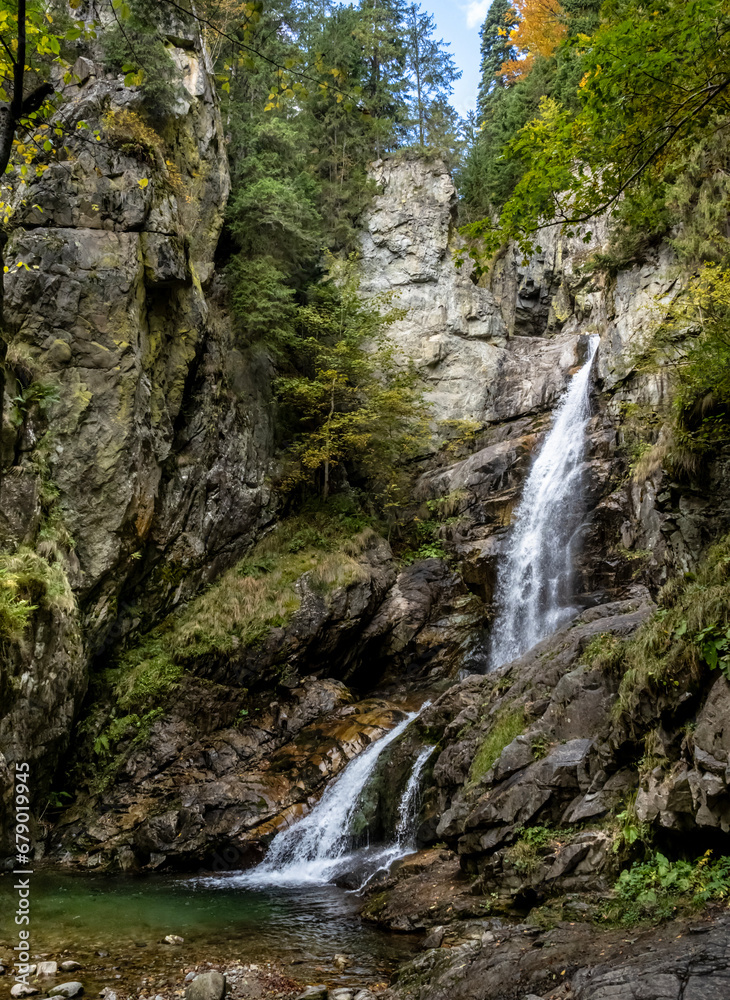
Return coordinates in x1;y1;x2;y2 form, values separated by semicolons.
604;851;730;926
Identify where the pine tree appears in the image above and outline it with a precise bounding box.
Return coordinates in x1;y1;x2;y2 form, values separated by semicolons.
404;3;461;148
352;0;410;148
476;0;518;121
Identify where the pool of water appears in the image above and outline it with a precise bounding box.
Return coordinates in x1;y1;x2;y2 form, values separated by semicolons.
0;869;419;995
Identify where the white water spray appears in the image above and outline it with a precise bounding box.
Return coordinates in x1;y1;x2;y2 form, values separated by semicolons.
354;744;434;891
489;335;600;670
238;709;431;888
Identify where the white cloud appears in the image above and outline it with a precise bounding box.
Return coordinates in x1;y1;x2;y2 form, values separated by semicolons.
463;1;490;29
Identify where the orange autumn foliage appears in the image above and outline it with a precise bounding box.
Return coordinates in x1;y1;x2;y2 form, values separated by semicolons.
499;0;567;83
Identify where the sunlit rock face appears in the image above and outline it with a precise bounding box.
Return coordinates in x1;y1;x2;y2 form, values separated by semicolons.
358;157;587;428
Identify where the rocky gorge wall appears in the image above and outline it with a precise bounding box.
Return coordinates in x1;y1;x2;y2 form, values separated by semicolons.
0;18;274;852
2;68;730;900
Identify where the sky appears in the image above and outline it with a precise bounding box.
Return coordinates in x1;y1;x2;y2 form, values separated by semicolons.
420;0;487;116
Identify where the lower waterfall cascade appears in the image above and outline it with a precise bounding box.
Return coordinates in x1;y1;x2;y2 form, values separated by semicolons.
489;335;601;670
238;709;432;888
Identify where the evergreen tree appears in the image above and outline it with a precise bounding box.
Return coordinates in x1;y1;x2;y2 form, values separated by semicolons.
476;0;518;121
352;0;410;148
224;2;323;345
404;3;461;148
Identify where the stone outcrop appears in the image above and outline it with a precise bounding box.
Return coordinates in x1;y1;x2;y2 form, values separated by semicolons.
359;158;588;427
53;687;408;871
0;24;273;849
384;912;730;1000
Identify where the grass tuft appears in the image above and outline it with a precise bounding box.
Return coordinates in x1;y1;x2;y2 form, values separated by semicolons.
0;546;75;644
468;707;525;785
583;533;730;716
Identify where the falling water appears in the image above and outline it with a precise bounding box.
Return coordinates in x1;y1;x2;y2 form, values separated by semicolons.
238;709;431;888
489;335;600;670
354;744;434;891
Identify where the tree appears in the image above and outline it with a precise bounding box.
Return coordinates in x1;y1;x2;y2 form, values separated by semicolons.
403;3;461;147
476;0;518;120
461;0;730;263
275;254;427;512
499;0;566;83
352;0;410;147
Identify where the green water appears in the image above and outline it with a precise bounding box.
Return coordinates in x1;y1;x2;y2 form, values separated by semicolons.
0;870;418;995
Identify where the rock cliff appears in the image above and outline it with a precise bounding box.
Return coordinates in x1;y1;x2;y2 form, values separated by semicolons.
0;21;273;849
2;100;730;928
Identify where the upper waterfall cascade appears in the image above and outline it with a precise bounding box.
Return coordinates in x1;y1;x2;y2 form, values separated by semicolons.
239;709;431;888
489;335;601;670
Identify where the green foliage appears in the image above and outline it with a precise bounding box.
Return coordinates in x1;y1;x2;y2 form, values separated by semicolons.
582;632;625;671
109;506;378;706
507;823;574;875
403;4;462;149
0;546;75;645
102;0;183;118
599;533;730;716
461;0;730;264
632;264;730;474
613;791;650;854
693;622;730;678
222;1;466;349
604;851;730;926
476;0;518;119
8;379;59;429
461;0;594;220
468;707;525;785
275;253;428;515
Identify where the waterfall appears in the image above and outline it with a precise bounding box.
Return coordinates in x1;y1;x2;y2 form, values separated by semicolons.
489;335;600;670
238;709;431;888
354;744;434;891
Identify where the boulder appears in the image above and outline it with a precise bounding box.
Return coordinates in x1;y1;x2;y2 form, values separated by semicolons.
49;984;84;998
185;972;226;1000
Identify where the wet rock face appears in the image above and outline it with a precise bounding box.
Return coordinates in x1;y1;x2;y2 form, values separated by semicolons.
416;594;655;870
51;683;410;871
48;538;487;870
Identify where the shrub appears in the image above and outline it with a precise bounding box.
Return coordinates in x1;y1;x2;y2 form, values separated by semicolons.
604;851;730;926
